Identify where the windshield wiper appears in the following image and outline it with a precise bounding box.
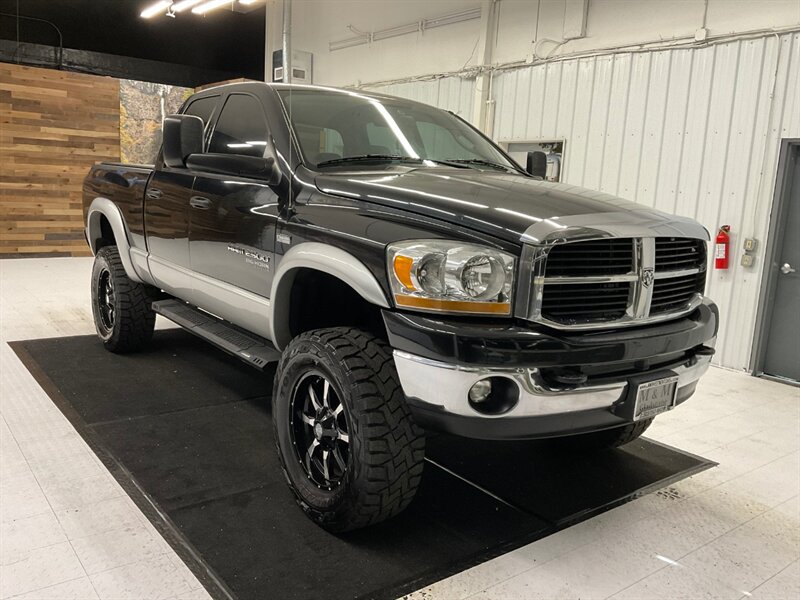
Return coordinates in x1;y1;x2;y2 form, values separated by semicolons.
443;158;513;172
316;154;420;168
316;155;471;169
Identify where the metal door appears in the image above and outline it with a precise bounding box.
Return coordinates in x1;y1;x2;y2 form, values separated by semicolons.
760;142;800;383
144;168;195;296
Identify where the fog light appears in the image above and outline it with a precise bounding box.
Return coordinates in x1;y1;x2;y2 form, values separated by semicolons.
468;377;519;415
468;379;492;403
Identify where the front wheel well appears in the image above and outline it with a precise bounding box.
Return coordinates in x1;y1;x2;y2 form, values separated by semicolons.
286;269;387;343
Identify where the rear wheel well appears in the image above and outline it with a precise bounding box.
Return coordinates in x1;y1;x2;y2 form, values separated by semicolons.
94;214;116;251
287;269;386;342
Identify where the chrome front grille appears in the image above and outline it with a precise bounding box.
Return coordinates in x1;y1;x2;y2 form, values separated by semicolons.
541;280;631;322
655;238;706;270
544;238;634;276
522;237;707;329
650;271;706;315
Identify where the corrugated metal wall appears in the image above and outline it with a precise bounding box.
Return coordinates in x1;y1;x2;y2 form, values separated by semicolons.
368;32;800;371
366;77;475;120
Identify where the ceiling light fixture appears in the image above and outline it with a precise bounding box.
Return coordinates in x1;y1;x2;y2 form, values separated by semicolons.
172;0;205;12
239;0;261;5
192;0;234;14
140;0;172;19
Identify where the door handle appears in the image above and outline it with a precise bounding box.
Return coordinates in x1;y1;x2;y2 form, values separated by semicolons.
190;196;212;210
146;188;162;200
780;262;796;275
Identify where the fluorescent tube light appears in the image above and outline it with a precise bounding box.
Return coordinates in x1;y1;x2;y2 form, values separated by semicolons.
192;0;233;14
240;0;260;5
172;0;205;12
140;0;172;18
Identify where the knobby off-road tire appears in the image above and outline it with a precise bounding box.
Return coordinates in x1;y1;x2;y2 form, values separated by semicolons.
272;327;425;532
91;246;157;353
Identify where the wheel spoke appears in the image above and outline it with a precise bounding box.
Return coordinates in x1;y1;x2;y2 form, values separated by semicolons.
305;439;319;471
333;403;344;417
332;446;347;471
322;379;331;409
337;431;349;444
300;413;314;427
308;385;322;411
322;449;330;482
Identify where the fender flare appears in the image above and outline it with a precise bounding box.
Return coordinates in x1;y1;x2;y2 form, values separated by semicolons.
268;242;390;349
85;197;144;284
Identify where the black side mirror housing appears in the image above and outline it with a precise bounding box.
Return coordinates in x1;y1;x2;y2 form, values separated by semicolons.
163;115;204;169
526;151;548;179
185;153;281;185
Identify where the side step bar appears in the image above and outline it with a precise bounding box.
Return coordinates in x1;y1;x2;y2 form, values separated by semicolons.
152;299;280;370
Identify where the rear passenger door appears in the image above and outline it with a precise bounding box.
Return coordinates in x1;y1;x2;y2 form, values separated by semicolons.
188;93;280;322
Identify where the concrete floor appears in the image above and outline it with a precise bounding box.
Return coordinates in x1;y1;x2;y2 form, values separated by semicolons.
1;257;798;600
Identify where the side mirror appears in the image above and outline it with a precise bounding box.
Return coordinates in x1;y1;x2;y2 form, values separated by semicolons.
163;115;204;169
185;153;281;184
526;151;548;179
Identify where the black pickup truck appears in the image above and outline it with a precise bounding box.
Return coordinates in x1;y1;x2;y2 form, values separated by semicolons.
83;82;717;532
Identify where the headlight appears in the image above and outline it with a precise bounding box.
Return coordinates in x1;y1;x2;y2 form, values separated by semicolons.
387;241;515;315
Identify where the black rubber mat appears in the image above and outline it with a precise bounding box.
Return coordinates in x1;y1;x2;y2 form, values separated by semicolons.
11;330;715;600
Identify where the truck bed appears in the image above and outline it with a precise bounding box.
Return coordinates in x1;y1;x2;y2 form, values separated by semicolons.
82;162;155;247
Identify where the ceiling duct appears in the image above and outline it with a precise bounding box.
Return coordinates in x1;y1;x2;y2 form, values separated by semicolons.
330;6;481;52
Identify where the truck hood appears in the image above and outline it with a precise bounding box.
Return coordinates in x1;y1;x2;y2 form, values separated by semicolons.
314;169;696;244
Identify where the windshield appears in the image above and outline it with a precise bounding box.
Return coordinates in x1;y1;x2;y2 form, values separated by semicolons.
277;88;519;172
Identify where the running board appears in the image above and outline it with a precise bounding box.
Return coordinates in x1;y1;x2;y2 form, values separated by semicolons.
152;299;280;370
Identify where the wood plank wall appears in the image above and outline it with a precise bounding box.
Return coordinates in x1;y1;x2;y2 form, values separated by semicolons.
0;63;120;257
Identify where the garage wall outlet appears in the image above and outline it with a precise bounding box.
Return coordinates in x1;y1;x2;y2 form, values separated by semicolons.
741;254;755;267
743;238;758;252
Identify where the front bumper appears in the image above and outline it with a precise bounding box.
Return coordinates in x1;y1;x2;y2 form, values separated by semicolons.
385;299;718;440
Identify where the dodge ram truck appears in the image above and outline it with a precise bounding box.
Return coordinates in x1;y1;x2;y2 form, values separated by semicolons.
83;82;718;532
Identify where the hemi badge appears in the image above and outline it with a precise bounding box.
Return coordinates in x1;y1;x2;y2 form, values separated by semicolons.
277;233;292;245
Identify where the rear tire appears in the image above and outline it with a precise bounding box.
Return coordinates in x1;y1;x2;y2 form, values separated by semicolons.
558;418;654;451
91;246;156;353
272;327;425;532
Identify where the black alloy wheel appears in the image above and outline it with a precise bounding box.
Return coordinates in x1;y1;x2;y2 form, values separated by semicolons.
90;246;157;353
290;371;350;490
273;327;425;532
96;267;116;333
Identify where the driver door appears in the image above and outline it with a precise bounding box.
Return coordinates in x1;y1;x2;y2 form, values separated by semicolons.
188;93;279;336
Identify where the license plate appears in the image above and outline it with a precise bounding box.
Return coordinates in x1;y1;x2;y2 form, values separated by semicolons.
633;375;679;421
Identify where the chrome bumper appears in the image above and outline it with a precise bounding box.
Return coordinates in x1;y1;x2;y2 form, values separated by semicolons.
393;350;712;420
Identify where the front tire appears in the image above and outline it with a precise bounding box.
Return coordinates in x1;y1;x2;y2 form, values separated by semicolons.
91;246;156;353
272;327;425;532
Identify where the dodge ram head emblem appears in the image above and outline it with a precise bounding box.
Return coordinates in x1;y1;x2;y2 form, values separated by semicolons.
642;268;655;288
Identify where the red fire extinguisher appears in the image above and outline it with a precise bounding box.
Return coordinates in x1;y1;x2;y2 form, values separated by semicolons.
715;225;731;270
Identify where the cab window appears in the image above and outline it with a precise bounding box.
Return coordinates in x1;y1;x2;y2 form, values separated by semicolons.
183;96;218;130
208;94;269;158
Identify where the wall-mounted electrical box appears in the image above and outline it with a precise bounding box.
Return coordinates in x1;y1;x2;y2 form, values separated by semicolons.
272;50;313;84
741;238;758;268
